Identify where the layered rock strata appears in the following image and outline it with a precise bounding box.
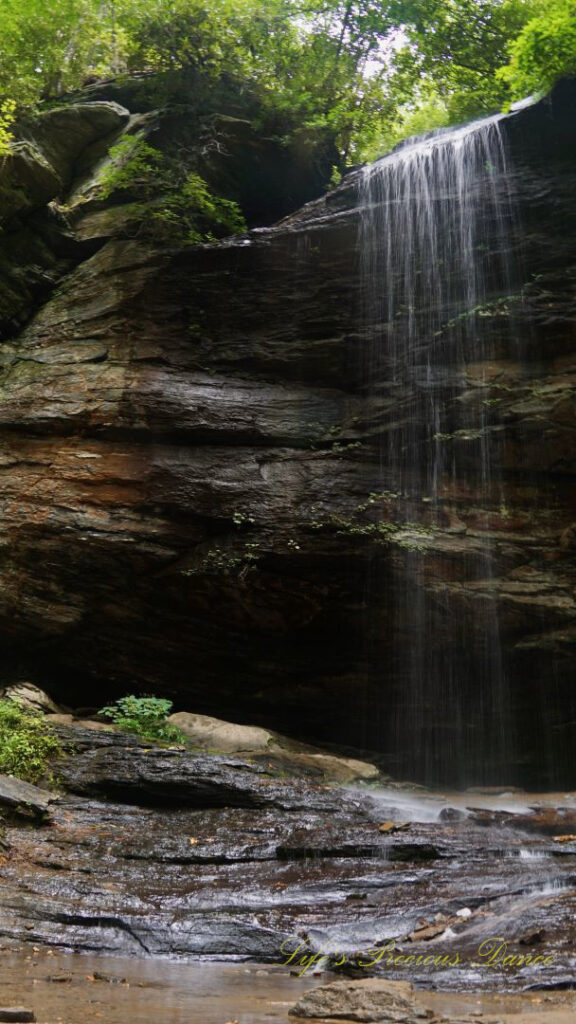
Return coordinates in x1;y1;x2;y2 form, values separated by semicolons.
0;78;575;783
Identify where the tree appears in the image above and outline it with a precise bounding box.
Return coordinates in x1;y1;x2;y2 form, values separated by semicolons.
498;0;576;97
0;0;569;162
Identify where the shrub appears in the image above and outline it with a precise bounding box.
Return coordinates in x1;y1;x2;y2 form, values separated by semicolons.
0;699;64;784
99;136;166;200
99;137;246;244
99;695;185;744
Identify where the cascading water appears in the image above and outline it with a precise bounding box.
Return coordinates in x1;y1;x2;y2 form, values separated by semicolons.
360;115;521;785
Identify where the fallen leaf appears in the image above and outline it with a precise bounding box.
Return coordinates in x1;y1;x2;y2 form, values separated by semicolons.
408;921;447;942
378;821;411;834
552;835;576;843
188;837;199;845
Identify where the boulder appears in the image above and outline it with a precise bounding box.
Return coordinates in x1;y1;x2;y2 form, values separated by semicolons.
294;753;379;783
289;978;424;1022
168;712;380;782
168;712;274;752
0;103;129;226
0;774;55;818
289;978;477;1022
0;684;61;714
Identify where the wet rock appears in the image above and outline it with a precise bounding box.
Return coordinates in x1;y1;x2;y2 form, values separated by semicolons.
57;742;364;811
466;808;516;827
0;1010;36;1023
509;808;576;837
91;971;127;984
439;807;466;821
0;775;55;819
62;713;380;785
519;929;545;945
407;919;448;942
466;787;525;795
0;759;575;983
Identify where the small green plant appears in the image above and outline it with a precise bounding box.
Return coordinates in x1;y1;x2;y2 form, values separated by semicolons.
99;695;185;744
0;699;64;784
182;541;261;579
232;510;256;527
309;511;433;549
328;164;342;188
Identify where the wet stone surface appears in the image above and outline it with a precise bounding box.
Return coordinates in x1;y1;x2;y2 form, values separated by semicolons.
0;736;576;994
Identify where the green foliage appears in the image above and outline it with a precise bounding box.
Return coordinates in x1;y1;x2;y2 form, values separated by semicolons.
99;137;246;243
159;171;247;243
0;99;15;155
0;699;64;784
0;0;570;163
99;695;185;743
366;89;451;160
99;136;166;199
498;0;576;97
0;0;127;106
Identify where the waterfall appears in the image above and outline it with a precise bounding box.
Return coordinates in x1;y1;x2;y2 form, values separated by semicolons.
360;116;520;785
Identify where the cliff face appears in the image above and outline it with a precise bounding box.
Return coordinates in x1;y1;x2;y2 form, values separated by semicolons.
0;78;575;784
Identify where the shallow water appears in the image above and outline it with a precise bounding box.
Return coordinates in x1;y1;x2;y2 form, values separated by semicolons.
363;785;576;821
0;949;324;1024
1;947;576;1023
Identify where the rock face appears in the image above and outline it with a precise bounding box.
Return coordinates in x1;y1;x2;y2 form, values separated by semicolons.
0;76;575;785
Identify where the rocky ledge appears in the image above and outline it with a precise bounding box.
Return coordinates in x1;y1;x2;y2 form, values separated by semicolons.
0;729;575;995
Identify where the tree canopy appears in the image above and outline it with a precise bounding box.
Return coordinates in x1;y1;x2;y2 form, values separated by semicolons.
0;0;574;160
